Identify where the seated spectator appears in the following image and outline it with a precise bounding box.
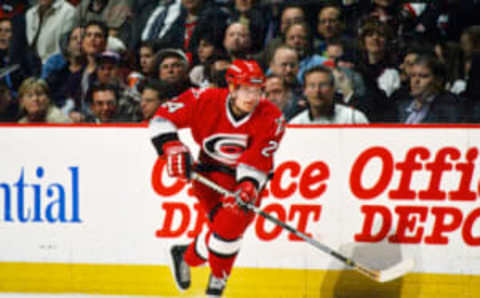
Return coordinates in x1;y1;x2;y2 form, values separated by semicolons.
264;74;302;121
393;54;464;124
84;82;130;123
92;50;141;122
156;48;192;95
17;77;71;123
289;65;368;124
190;0;267;56
26;0;78;63
324;40;367;99
42;24;84;80
434;41;466;94
188;32;225;87
267;44;307;113
253;4;305;69
460;25;480;82
126;40;157;96
82;20;108;81
390;43;434;118
132;0;184;50
284;22;327;85
137;40;158;79
223;21;252;60
45;25;85;115
331;66;369;117
76;0;132;45
0;83;17;122
0;17;37;96
191;52;231;88
315;4;352;56
230;0;268;54
269;45;300;90
139;78;174;121
355;17;401;122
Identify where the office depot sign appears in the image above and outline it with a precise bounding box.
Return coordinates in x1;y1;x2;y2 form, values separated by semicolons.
152;144;480;247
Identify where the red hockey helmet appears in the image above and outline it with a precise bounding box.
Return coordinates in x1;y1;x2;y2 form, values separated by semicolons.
226;59;265;87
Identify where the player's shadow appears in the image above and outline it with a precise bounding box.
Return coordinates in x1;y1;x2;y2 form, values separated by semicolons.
319;238;420;298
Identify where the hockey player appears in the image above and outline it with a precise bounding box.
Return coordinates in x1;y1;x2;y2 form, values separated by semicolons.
149;59;285;297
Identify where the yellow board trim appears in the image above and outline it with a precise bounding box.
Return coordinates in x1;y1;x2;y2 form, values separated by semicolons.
0;262;479;297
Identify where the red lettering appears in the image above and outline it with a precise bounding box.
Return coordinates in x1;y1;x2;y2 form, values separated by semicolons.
299;162;329;199
355;205;391;242
151;158;186;196
255;203;286;241
155;202;190;237
389;206;428;243
287;204;322;241
419;148;460;200
424;207;463;244
462;208;480;245
389;147;429;200
350;147;393;199
270;161;301;199
450;148;478;201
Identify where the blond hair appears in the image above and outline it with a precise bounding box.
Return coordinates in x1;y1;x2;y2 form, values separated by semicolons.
18;77;50;100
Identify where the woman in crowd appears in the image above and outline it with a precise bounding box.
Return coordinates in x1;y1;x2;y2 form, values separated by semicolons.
17;77;71;123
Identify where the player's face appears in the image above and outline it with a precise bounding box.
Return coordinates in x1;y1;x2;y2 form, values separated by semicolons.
304;71;335;109
141;88;162;120
232;84;262;115
410;64;435;100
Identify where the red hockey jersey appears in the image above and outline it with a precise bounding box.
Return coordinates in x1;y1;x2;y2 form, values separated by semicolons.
151;87;285;187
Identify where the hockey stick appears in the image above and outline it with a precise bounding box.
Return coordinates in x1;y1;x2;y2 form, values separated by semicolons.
191;171;415;283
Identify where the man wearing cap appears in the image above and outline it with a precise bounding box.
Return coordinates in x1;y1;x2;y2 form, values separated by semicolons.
156;48;192;95
149;59;285;297
91;50;142;122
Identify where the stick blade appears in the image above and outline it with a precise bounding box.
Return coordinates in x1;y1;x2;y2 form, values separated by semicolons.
377;258;415;283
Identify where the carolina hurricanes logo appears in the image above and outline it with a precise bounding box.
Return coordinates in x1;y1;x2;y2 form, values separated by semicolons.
203;134;248;165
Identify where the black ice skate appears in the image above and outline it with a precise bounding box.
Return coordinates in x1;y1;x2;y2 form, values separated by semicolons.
169;245;191;291
206;272;228;297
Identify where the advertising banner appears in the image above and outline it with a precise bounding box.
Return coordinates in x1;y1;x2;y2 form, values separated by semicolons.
0;125;479;297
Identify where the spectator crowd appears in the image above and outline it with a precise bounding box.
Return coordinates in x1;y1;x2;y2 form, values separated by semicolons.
0;0;479;124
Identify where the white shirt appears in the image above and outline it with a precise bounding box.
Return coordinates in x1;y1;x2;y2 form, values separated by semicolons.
26;0;77;63
289;104;369;124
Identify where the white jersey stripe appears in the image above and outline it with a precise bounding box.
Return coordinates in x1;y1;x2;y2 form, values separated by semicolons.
208;233;242;256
